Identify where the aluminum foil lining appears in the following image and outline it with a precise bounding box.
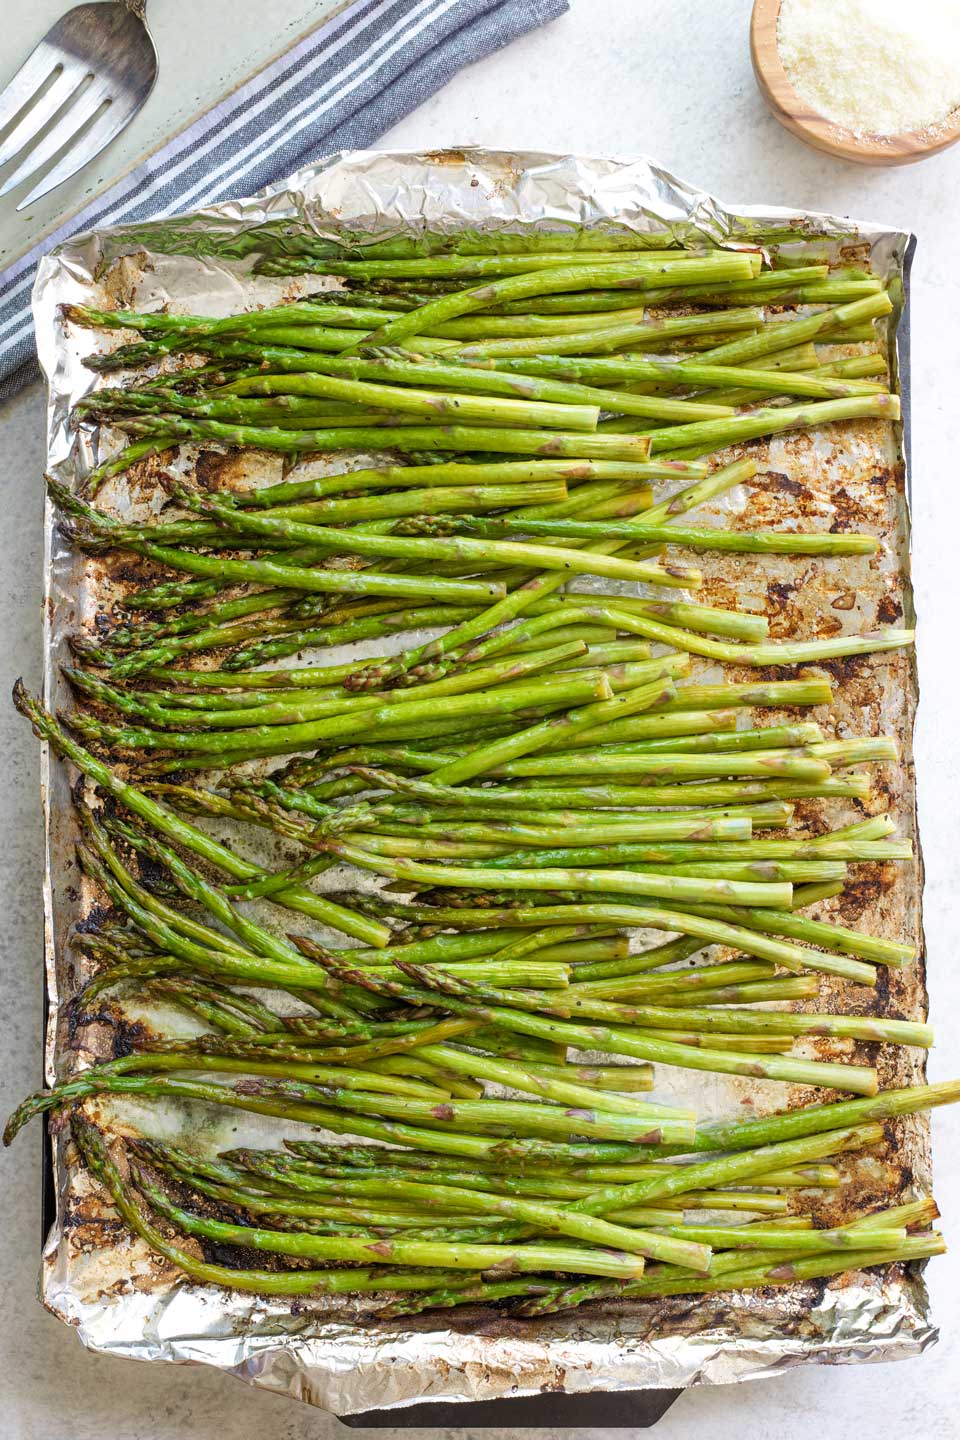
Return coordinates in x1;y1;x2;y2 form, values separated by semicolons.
31;148;929;1416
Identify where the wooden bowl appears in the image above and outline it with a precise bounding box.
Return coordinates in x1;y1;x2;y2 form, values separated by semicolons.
751;0;960;165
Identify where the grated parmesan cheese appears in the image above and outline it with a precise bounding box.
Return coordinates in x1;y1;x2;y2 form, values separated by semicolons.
777;0;960;137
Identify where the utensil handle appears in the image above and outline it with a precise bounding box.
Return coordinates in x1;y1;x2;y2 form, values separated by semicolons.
120;0;147;17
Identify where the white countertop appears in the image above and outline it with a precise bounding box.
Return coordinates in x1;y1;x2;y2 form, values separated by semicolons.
1;1;959;1435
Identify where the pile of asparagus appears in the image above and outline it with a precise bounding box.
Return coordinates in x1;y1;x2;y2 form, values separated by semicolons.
6;229;953;1320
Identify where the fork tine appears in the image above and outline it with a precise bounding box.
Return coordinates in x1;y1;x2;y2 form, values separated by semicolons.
17;92;140;209
0;57;92;169
0;40;63;134
0;77;114;200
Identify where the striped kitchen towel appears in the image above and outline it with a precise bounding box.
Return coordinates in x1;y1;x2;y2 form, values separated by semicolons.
0;0;568;398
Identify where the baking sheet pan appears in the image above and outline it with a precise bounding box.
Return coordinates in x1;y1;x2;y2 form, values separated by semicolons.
29;149;929;1416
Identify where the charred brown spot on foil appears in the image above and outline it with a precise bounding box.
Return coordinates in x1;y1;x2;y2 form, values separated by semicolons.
93;555;162;592
838;240;874;267
63;1205;129;1250
74;903;113;936
114;1016;155;1056
828;472;892;530
191;449;234;495
765;470;807;499
65;1006;155;1057
124;448;179;502
877;593;903;624
787;798;824;834
831;865;887;925
763;578;807;640
817;654;872;684
870;966;893;1013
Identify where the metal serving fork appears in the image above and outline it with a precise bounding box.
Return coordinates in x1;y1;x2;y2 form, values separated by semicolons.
0;2;157;210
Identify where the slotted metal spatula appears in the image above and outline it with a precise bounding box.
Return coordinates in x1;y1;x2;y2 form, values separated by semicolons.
0;2;157;210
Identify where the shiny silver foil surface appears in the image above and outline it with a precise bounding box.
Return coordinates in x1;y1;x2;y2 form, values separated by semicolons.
30;149;929;1415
